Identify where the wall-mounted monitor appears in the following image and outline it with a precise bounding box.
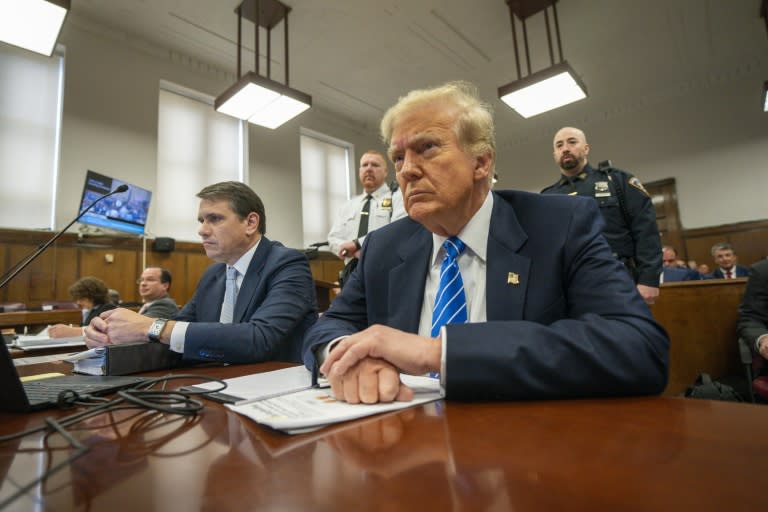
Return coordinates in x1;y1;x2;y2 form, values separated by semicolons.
77;170;152;235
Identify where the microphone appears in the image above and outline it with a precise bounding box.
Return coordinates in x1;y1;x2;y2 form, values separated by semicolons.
0;185;130;290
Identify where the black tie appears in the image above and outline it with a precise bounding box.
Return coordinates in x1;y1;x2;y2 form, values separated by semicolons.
357;195;372;238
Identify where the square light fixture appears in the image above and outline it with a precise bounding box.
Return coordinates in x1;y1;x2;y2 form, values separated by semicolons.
0;0;70;56
497;0;587;118
498;61;587;118
215;72;311;129
215;0;311;130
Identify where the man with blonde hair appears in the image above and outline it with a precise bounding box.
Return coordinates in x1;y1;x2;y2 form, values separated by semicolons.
304;81;669;404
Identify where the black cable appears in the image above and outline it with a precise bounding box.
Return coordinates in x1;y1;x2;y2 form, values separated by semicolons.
0;374;228;509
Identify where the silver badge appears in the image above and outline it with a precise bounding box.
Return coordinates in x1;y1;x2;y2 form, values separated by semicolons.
594;181;611;197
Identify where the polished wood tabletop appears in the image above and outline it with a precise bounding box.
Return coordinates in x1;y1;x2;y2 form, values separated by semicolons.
2;361;767;511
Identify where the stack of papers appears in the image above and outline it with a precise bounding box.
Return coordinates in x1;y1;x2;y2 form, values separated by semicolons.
228;374;442;434
190;366;443;434
13;328;85;350
64;348;106;375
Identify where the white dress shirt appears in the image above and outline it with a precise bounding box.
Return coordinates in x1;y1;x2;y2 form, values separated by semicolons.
169;239;260;354
326;183;406;261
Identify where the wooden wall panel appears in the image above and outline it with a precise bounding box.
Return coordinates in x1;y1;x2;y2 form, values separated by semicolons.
4;244;75;304
183;251;213;305
309;252;344;283
0;229;215;308
684;219;768;270
79;247;140;302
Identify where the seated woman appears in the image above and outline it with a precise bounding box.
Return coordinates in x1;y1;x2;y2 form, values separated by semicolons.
48;277;117;338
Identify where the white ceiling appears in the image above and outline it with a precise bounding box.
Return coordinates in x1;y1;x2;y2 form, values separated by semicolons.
69;0;768;142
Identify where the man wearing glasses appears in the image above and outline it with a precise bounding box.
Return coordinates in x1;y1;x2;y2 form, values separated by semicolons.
136;267;178;318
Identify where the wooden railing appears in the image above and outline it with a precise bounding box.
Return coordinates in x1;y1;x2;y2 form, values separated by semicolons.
651;278;746;395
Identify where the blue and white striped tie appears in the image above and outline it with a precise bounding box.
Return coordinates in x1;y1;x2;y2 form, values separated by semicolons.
431;236;467;337
219;266;238;323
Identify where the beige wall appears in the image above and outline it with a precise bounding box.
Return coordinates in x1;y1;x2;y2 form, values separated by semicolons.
56;16;381;250
51;11;768;243
494;56;768;230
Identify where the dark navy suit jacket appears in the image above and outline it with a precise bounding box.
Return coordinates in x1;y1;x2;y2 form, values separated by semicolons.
711;265;750;279
175;237;317;364
662;267;700;282
302;191;669;400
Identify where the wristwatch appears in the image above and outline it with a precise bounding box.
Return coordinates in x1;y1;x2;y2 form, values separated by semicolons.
147;318;168;342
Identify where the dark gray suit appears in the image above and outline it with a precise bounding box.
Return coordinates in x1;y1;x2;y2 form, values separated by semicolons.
175;237;318;364
140;296;178;318
303;191;669;400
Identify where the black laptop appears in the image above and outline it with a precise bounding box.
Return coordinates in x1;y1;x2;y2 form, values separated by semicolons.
0;342;147;412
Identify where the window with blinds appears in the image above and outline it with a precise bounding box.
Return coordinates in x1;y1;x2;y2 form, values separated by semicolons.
0;44;64;230
155;82;246;242
299;128;354;247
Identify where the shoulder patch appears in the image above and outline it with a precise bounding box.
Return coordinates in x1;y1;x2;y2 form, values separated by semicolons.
628;176;649;196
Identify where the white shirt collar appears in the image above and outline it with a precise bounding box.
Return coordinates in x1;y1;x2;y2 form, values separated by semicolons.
430;191;493;266
364;183;391;201
230;237;261;277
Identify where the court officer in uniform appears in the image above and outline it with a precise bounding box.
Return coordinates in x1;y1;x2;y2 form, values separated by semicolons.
542;127;662;305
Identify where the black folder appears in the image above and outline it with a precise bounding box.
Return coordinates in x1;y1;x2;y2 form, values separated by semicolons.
102;342;180;375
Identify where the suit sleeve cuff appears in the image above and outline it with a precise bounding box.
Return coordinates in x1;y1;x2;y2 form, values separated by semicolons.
169;321;188;354
314;336;347;371
438;326;447;397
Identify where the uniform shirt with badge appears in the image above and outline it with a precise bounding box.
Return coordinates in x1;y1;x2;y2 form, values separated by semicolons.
541;163;662;288
327;183;407;261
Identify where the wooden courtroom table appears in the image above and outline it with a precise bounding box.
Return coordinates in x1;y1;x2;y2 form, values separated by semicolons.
2;362;767;511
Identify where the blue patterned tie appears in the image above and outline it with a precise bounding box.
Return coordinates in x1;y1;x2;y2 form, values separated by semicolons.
431;237;467;337
219;266;238;323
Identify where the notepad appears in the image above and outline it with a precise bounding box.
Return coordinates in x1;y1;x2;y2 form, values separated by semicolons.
13;327;85;350
183;365;316;404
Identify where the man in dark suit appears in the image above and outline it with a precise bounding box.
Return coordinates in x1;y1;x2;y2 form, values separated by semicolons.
305;81;669;403
660;246;700;283
738;258;768;374
86;181;317;363
709;242;750;279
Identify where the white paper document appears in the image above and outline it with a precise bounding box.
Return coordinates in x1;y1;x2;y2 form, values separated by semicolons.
13;327;85;350
186;365;315;404
63;348;106;375
226;374;442;434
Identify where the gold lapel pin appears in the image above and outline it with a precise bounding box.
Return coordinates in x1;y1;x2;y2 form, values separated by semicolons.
507;272;520;285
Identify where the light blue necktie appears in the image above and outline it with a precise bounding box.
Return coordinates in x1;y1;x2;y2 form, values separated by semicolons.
219;266;238;323
431;237;468;337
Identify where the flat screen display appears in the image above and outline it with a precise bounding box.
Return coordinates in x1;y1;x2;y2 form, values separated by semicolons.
77;170;152;235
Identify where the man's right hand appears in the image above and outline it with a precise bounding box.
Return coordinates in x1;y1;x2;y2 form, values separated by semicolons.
84;315;110;348
338;240;360;260
327;357;414;404
84;307;154;347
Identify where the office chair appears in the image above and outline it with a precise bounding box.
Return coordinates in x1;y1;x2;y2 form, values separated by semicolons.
737;337;768;403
